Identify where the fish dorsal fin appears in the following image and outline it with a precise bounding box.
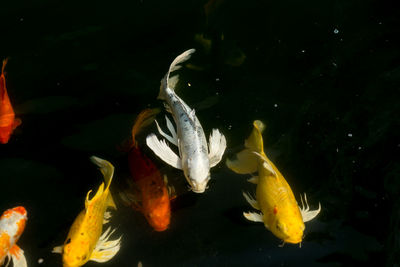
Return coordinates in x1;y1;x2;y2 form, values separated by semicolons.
244;120;265;154
90;156;115;191
166;49;196;90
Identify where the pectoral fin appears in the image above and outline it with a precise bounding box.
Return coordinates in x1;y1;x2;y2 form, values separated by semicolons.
299;193;321;222
9;245;27;267
155;119;178;146
13;118;21;130
226;149;258;174
52;245;63;254
247;176;259;184
243;211;264;223
146;134;182;170
208;129;227;167
90;227;122;263
242;192;260;210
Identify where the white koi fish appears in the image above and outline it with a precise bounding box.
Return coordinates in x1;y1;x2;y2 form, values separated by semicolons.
146;49;226;193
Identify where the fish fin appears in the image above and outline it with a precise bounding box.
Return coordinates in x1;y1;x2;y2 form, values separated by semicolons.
0;59;7;100
90;227;122;263
242;191;260;210
208;129;227;167
146;134;182;169
131;108;160;147
243;211;264;223
107;193;117;210
247;176;259;184
118;191;142;211
103;211;111;224
244;120;265;153
164;175;177;200
52;245;63;254
159;49;196;99
165;116;178;143
226;148;258;174
299;193;321;222
9;245;27;267
252;152;277;176
155;119;178;146
90;156;115;191
13;118;22;130
163;103;172;114
189;109;196;120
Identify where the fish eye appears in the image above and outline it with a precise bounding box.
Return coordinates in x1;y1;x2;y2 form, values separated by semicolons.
65;238;71;245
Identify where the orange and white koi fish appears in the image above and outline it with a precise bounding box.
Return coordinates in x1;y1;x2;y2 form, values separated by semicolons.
0;59;21;144
52;156;121;267
0;206;27;267
226;120;321;245
125;108;175;232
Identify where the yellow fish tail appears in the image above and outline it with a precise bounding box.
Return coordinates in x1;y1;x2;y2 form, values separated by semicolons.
245;120;265;153
226;120;266;174
131;108;160;147
90;156;117;209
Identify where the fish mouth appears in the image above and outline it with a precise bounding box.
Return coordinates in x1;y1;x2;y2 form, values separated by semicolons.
283;237;302;244
191;187;206;193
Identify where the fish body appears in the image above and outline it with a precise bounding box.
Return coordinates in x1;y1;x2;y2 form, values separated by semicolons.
146;49;226;193
127;109;172;231
226;120;321;245
0;206;27;267
0;59;21;144
53;156;121;267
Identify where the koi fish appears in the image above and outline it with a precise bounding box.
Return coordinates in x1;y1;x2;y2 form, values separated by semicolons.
52;156;121;267
146;49;226;193
226;120;321;245
0;59;21;144
125;108;174;231
0;206;27;267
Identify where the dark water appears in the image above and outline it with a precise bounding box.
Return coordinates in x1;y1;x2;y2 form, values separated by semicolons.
0;0;398;266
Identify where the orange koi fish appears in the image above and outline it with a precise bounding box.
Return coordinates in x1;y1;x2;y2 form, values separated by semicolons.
0;59;21;144
0;206;27;267
126;108;174;232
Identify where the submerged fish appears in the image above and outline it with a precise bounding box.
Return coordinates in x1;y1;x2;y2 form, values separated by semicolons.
53;156;121;267
125;108;174;231
0;59;21;144
0;206;27;267
146;49;226;193
226;120;321;245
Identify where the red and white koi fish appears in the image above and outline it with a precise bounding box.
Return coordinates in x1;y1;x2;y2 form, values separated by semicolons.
0;206;27;267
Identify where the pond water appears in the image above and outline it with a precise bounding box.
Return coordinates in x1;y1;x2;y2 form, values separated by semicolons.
0;0;398;266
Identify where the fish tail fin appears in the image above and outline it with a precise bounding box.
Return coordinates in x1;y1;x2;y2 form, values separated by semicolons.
226;120;266;174
9;245;27;267
245;120;265;154
1;58;8;75
158;49;196;100
90;156;115;191
1;58;8;99
131;108;160;147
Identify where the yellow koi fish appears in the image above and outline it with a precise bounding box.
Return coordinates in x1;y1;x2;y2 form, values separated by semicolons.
226;120;321;245
53;156;122;267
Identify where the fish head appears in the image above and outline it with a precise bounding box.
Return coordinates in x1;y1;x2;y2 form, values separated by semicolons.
144;189;171;231
0;206;27;241
62;235;91;267
270;217;305;244
184;155;210;193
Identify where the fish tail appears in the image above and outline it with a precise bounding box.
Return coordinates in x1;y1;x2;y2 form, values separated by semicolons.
131;108;160;147
245;120;265;154
1;58;8;75
158;49;196;100
9;245;27;267
226;120;266;174
0;58;8;100
90;156;115;191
